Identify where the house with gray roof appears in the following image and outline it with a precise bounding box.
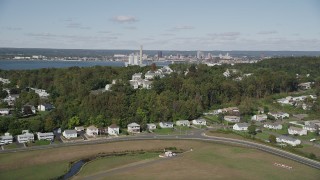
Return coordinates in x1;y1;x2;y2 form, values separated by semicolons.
233;123;249;131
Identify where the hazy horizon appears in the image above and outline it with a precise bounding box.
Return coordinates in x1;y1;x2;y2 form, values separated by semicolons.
0;0;319;51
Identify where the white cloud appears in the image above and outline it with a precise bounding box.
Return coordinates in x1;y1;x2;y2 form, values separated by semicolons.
66;23;90;30
2;27;22;31
111;15;138;23
124;26;136;30
168;25;194;31
160;33;176;36
257;30;278;35
208;32;241;37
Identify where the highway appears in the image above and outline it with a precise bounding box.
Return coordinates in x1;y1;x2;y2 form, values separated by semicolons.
1;130;320;170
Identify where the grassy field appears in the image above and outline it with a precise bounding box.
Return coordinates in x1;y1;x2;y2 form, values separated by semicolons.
0;140;319;180
75;142;320;180
77;152;159;177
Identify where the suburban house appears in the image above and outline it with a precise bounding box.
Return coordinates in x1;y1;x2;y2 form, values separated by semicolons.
38;103;54;111
0;132;13;144
142;80;152;89
268;112;290;119
176;120;190;127
298;82;312;90
159;122;174;128
192;119;207;126
62;130;78;139
30;88;50;98
303;120;320;133
127;122;140;133
303;124;317;132
22;105;36;115
304;120;320;126
132;73;143;80
277;97;294;105
146;123;157;131
224;116;240;123
17;130;34;143
75;126;85;132
108;124;120;135
0;108;10;116
233;123;249;131
288;127;307;136
144;70;162;80
37;132;54;141
86;125;99;136
276;135;301;146
263;122;283;130
251;114;267;122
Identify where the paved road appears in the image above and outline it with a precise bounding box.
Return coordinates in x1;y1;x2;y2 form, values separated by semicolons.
1;129;320;170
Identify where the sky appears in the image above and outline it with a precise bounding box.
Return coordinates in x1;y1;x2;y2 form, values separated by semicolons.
0;0;320;51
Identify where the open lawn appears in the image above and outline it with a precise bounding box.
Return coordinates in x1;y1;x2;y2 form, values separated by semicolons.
75;142;320;180
77;152;159;177
0;140;319;180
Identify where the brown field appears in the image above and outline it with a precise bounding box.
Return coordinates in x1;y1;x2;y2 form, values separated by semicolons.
0;140;319;180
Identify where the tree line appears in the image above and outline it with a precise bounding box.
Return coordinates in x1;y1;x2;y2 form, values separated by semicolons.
0;57;320;135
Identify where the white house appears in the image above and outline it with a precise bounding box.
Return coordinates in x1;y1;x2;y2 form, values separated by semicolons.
144;70;162;80
17;130;34;143
38;103;54;111
251;114;267;122
0;133;13;144
0;108;10;115
132;73;142;80
75;126;85;132
298;82;312;90
142;80;152;89
127;122;140;133
62;130;77;139
233;123;249;131
37;132;54;141
224;116;240;123
176;120;190;127
0;77;11;84
277;98;294;105
268;112;290;119
303;124;318;132
192;119;207;126
288;127;307;136
263;122;283;130
105;84;113;91
146;123;157;131
276;135;301;146
86;125;99;136
159;122;174;128
108;124;120;135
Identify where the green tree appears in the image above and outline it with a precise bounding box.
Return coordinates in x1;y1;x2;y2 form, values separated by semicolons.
248;125;256;135
68;116;80;129
268;134;277;143
44;117;55;132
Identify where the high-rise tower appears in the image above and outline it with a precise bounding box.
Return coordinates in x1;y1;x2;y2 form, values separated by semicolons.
140;45;143;65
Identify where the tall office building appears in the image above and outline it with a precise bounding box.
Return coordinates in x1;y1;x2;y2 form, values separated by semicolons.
158;51;163;59
197;50;203;59
140;45;143;65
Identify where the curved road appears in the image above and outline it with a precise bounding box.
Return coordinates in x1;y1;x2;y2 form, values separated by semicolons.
1;130;320;170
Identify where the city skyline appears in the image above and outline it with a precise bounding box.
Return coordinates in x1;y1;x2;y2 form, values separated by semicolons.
0;0;320;51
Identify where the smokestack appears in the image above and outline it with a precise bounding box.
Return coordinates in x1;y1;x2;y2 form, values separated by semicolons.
140;45;143;65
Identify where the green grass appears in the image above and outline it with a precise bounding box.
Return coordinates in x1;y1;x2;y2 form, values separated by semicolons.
203;115;221;124
3;143;19;149
78;152;159;177
255;131;271;141
27;140;51;147
153;128;175;135
0;161;68;180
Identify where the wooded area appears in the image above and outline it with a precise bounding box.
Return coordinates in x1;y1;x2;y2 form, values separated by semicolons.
1;57;320;135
